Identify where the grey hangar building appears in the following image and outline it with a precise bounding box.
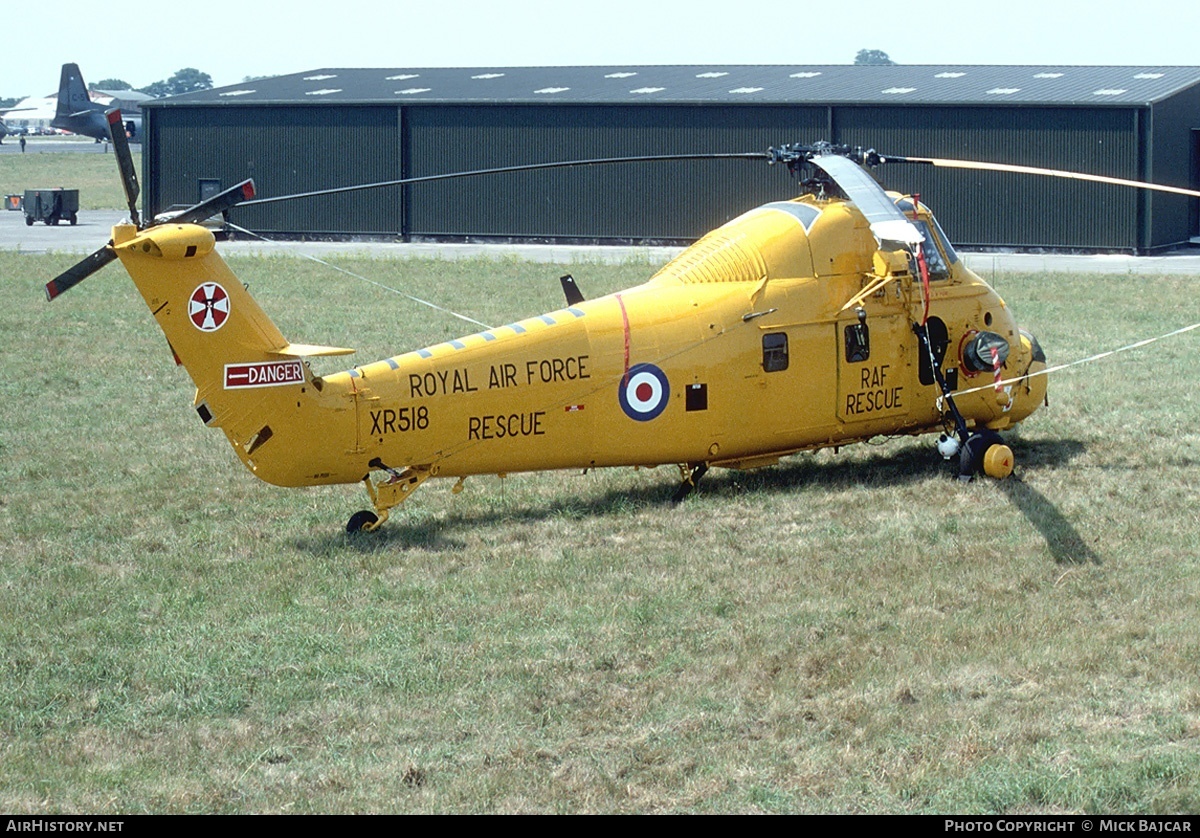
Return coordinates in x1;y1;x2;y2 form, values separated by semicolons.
141;65;1200;253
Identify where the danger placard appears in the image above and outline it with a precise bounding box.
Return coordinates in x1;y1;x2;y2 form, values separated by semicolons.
224;360;305;389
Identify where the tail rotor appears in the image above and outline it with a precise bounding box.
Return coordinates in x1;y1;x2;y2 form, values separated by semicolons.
43;108;255;302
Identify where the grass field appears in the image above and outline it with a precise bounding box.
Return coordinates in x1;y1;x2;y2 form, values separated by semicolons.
2;248;1199;813
0;144;140;211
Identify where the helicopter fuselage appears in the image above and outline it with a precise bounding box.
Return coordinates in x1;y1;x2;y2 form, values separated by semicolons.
112;191;1047;526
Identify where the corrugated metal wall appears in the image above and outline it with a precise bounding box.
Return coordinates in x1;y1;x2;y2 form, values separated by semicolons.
401;105;827;240
144;94;1199;250
146;106;400;234
834;106;1140;249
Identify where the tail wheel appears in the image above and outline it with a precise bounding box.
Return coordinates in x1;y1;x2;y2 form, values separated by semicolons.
346;510;380;533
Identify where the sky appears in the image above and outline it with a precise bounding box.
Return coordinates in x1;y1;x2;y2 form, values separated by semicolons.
3;0;1198;98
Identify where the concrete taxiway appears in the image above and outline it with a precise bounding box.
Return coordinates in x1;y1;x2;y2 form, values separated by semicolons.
4;205;1200;274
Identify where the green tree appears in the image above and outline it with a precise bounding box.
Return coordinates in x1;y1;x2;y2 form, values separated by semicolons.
94;78;133;91
854;49;895;65
139;68;214;98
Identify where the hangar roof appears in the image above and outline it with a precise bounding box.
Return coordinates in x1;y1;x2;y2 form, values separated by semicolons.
148;65;1200;108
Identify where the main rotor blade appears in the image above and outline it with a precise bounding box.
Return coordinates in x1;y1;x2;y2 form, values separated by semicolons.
883;155;1200;199
105;109;140;226
808;154;924;245
241;152;769;208
44;246;117;301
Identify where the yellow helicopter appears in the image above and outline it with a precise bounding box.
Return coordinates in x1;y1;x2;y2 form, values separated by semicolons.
43;111;1199;532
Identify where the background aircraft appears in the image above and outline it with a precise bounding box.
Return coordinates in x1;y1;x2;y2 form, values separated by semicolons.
50;63;142;140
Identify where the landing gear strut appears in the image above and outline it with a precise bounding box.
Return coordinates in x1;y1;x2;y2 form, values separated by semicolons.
916;322;1015;483
346;460;437;533
672;462;709;504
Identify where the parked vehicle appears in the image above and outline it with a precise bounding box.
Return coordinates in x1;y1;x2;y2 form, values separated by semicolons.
23;188;79;226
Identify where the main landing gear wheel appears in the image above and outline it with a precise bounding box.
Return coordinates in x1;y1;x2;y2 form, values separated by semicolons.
959;430;1013;480
346;510;380;533
982;442;1015;479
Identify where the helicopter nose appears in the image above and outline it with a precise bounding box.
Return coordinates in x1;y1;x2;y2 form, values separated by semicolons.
1021;328;1046;365
1005;328;1049;424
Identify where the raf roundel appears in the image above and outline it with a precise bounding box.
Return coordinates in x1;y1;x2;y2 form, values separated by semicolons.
618;363;670;422
188;282;230;332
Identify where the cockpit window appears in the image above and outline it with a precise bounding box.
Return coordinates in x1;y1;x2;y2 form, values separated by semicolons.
913;220;950;281
926;213;959;265
894;198;959;277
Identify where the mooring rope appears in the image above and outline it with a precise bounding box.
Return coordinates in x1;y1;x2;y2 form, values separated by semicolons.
944;321;1200;405
223;223;493;330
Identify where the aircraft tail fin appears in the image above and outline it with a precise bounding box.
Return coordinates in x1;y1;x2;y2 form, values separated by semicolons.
111;221;358;486
112;222;292;389
55;63;91;120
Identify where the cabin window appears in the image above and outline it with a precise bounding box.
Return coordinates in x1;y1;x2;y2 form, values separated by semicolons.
762;333;788;372
844;322;870;363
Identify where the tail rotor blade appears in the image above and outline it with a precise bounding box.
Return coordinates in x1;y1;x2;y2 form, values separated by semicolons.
163;179;256;226
105;109;140;226
45;179;255;303
45;246;117;301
